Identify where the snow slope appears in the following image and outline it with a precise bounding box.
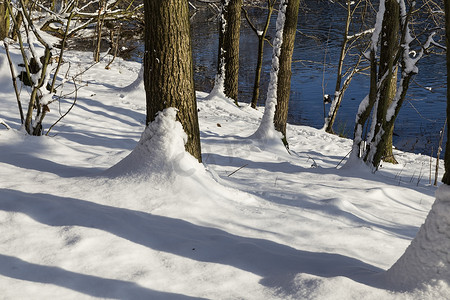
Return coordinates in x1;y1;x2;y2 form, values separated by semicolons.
0;48;449;299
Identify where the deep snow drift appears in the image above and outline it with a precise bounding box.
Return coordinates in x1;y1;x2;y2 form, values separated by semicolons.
0;47;449;299
386;184;450;290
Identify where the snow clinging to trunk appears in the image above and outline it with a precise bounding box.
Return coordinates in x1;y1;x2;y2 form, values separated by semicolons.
251;0;288;141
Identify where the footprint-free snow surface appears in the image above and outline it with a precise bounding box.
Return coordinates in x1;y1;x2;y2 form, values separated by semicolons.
0;49;449;299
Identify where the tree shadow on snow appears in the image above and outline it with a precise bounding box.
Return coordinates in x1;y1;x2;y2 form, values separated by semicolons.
0;189;388;296
0;149;103;178
0;254;203;299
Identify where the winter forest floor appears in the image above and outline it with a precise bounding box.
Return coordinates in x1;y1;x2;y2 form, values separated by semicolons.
0;50;449;299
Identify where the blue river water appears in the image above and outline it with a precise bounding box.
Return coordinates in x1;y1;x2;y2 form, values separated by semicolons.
190;1;447;156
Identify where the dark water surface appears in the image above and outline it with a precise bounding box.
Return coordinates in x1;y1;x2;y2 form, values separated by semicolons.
190;1;447;156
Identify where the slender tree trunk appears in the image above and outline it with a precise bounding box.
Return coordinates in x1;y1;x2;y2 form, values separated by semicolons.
443;0;450;184
324;0;351;134
251;34;265;108
273;0;300;145
246;0;275;109
94;0;106;63
144;0;201;162
349;49;378;162
218;0;242;104
12;0;27;41
349;0;384;163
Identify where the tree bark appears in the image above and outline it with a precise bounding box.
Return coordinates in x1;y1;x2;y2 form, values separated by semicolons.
0;1;8;40
386;3;450;287
442;0;450;184
273;0;300;144
218;0;242;104
143;0;201;162
378;0;399;164
364;0;400;168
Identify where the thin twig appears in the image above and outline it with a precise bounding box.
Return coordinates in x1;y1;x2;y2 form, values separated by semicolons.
3;41;24;124
227;164;248;177
336;150;352;168
50;11;75;92
46;77;78;136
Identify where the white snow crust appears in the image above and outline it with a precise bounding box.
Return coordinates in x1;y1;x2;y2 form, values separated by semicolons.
0;41;449;299
386;184;450;291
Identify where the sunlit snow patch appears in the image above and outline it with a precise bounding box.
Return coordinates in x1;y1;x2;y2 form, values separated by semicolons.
103;107;202;183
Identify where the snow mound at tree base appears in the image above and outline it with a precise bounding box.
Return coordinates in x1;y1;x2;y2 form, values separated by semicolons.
103;108;203;184
385;184;450;291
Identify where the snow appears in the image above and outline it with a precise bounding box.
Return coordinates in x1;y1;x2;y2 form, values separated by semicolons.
370;0;385;54
386;184;450;291
0;45;449;299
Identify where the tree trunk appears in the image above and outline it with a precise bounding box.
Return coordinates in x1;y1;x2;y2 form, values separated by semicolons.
273;0;300;145
0;1;8;40
247;0;275;109
378;0;399;164
364;0;400;168
250;34;265;108
385;3;450;288
324;0;351;134
218;0;242;104
143;0;201;162
443;0;450;184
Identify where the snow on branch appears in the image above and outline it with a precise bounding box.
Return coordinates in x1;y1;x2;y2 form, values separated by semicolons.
347;28;375;40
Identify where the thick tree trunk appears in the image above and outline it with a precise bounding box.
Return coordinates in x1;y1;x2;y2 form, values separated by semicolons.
218;0;242;104
364;0;400;168
386;3;450;286
273;0;300;144
0;1;8;40
378;0;399;164
143;0;201;162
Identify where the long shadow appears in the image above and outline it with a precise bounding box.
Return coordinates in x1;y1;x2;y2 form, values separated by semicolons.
58;130;138;150
203;153;303;174
0;189;386;295
0;254;203;299
75;97;144;127
74;100;141;128
0;149;103;178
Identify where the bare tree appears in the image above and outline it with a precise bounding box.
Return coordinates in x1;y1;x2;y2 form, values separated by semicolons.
349;0;434;170
251;0;299;148
242;0;277;109
384;1;450;288
324;0;370;134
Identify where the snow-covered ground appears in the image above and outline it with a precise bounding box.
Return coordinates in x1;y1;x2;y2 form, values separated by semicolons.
0;48;449;299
